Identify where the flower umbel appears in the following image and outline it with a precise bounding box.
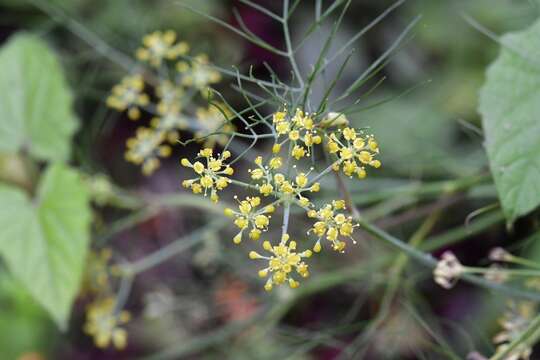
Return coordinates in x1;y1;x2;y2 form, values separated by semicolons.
84;297;131;350
327;127;381;179
136;30;189;67
249;234;313;291
307;200;357;253
181;148;233;202
125;128;171;176
106;74;149;120
224;196;276;243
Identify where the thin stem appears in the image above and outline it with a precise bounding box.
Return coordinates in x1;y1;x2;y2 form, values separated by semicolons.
121;219;227;275
308;160;341;186
283;0;304;88
282;201;292;238
237;0;283;22
506;256;540;271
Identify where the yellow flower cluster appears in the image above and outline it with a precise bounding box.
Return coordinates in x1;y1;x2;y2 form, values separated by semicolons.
224;196;275;243
84;297;131;350
249;234;312;291
180;109;382;291
107;30;228;175
82;249;131;350
272;109;322;160
181;148;233;202
327;127;381;179
307;200;357;253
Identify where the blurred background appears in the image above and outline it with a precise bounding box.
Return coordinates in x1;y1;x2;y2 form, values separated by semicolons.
0;0;539;359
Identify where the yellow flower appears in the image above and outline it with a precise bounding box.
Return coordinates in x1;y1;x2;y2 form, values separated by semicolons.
269;157;283;169
291;145;306;160
259;183;274;196
181;149;233;202
84;297;130;350
273;111;287;123
249;234;312;291
295;173;308;188
276;122;290;135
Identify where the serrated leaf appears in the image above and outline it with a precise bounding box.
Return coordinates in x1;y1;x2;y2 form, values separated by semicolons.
479;19;540;222
0;164;91;329
0;33;78;162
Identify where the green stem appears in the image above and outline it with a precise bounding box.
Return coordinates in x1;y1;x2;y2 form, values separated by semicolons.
356;218;540;301
121;219;227;275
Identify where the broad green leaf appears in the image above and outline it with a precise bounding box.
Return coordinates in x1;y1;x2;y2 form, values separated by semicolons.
0;33;78;162
0;164;91;329
479;19;540;222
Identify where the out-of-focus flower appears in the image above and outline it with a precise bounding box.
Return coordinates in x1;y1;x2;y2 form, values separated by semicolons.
177;54;221;90
84;297;131;350
433;251;464;289
493;301;537;360
125;128;171;176
484;264;510;284
136;30;189;67
107;74;149;120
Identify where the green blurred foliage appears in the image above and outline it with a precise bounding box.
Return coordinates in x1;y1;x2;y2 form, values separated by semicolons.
0;272;55;359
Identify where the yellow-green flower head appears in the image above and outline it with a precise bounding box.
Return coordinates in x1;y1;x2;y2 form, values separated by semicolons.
178;54;221;90
84;297;131;350
327;128;381;179
307;201;358;253
125;127;172;176
249;234;313;291
224;196;275;243
106;74;149;120
181;149;233;202
136;30;190;67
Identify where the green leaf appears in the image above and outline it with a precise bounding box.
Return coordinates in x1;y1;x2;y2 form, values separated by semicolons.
479;19;540;222
0;33;78;162
0;164;91;329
